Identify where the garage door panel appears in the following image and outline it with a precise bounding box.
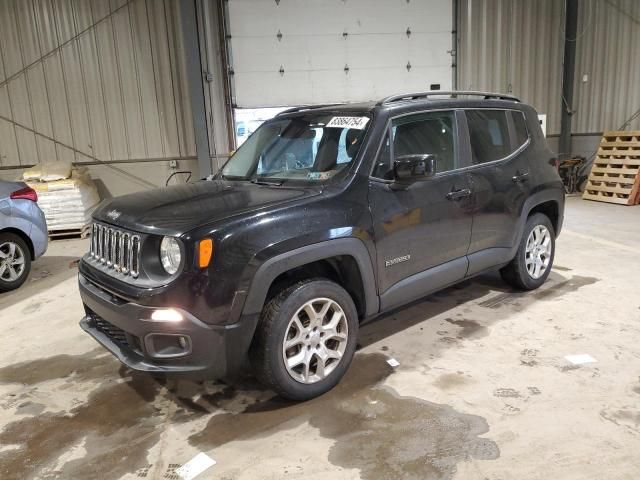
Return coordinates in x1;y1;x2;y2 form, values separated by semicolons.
231;37;346;72
407;34;452;65
232;35;451;72
229;0;451;36
234;65;452;107
342;0;452;32
232;35;454;72
229;0;452;107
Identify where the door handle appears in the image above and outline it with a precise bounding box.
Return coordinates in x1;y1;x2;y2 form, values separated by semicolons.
512;172;530;183
445;188;472;201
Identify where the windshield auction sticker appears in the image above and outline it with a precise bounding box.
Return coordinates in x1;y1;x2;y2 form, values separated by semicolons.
326;116;370;130
308;171;337;180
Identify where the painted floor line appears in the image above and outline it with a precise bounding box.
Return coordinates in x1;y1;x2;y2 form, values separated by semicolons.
561;229;637;254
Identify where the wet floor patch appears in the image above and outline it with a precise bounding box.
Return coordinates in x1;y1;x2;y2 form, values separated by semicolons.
0;380;163;480
444;318;488;339
552;265;572;271
532;275;599;301
0;350;171;480
433;372;470;390
189;353;499;480
0;349;114;386
478;275;599;309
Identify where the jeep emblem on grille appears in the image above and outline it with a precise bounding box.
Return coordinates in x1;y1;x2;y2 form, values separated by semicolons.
106;209;122;220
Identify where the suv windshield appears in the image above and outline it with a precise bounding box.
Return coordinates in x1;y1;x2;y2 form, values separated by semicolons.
220;113;370;184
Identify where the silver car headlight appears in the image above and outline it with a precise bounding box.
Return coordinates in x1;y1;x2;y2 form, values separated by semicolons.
160;236;181;275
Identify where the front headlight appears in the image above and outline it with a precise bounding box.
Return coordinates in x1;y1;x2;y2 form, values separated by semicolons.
160;236;181;274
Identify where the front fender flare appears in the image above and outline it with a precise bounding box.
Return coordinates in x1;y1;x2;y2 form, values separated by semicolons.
241;237;379;317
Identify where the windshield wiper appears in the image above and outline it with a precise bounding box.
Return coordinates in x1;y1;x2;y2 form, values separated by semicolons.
218;174;246;181
250;177;283;186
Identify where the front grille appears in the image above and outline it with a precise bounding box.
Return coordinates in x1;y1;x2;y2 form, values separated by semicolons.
89;222;141;278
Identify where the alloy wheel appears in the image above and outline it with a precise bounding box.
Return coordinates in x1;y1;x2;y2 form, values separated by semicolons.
0;241;26;282
525;225;552;279
282;298;349;384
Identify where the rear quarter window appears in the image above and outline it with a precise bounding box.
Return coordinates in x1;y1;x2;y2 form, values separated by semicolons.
511;110;530;148
466;110;512;164
466;109;530;165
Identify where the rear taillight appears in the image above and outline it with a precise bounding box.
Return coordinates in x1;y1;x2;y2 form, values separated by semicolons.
10;186;38;202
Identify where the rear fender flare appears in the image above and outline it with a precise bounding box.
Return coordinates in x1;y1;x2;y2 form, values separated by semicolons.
509;188;564;258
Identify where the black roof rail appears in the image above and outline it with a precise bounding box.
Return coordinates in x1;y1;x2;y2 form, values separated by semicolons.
277;103;345;116
377;90;520;105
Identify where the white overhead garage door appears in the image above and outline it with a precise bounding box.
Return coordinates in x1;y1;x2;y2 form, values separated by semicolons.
227;0;453;108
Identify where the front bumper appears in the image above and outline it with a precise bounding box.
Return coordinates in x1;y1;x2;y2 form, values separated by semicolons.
78;272;256;379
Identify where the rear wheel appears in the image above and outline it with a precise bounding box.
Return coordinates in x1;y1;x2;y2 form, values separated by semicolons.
250;278;358;401
500;213;555;290
0;233;31;292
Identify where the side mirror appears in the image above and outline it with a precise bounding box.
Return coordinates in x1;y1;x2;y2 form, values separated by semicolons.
393;154;437;184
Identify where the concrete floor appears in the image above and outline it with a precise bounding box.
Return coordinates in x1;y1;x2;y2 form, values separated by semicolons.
0;195;639;480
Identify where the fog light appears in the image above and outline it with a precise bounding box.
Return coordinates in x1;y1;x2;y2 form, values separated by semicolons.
150;309;183;322
145;333;192;358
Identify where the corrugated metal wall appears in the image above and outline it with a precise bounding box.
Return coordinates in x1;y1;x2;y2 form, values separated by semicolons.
0;0;196;168
458;0;564;134
198;0;234;168
458;0;640;135
1;0;638;174
573;0;640;133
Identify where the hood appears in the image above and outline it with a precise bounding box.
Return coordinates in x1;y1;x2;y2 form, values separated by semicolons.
93;180;322;236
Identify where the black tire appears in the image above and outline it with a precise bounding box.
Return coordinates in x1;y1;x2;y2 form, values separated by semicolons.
500;213;555;291
0;232;32;292
250;278;358;401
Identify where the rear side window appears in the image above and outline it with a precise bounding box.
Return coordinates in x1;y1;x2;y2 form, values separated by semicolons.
466;110;511;164
512;111;530;147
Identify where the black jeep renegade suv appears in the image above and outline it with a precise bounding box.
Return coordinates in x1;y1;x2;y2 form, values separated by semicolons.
79;91;564;400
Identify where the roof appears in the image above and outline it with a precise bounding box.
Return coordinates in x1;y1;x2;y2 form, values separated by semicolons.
276;91;523;118
377;90;520;105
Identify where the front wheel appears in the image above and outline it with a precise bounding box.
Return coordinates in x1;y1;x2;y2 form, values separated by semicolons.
250;279;358;401
0;233;32;292
500;213;555;290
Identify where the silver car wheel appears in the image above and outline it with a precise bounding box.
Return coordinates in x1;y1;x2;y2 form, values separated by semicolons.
282;297;349;384
525;225;552;280
0;241;26;282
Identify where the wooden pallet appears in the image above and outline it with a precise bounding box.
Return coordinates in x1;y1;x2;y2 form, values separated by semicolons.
582;131;640;205
48;225;91;240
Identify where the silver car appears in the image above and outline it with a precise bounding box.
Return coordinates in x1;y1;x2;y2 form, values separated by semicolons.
0;180;48;291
